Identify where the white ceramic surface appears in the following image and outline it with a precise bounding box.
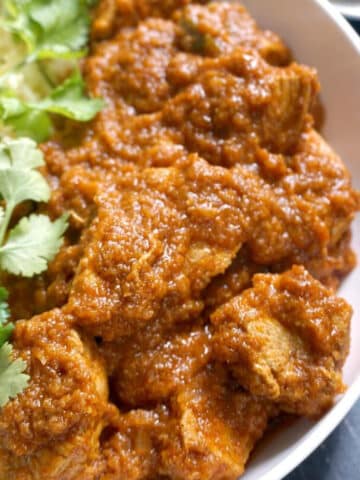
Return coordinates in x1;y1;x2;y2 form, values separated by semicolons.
233;0;360;479
331;1;360;20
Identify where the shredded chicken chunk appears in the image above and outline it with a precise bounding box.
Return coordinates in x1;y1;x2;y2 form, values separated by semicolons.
159;366;274;479
105;324;211;406
0;310;109;480
66;156;249;340
211;266;352;416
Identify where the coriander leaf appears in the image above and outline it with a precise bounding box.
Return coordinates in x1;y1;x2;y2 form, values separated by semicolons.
36;70;105;121
0;73;104;140
29;0;90;60
0;1;36;55
0;288;13;348
0;93;27;119
0;213;69;277
0;137;51;245
0;342;29;408
0;323;14;347
3;0;93;61
4;109;52;142
85;0;98;6
0;287;10;326
0;136;44;169
0;169;50;205
0;138;68;278
0;95;52;142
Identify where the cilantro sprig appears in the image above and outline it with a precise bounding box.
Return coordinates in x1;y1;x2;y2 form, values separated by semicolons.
0;287;29;408
0;71;105;141
0;137;68;277
0;0;104;141
2;0;93;61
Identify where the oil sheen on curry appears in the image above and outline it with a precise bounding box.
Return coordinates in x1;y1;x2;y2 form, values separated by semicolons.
1;1;359;479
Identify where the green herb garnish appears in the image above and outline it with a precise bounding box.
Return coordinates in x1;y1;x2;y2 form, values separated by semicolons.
0;0;103;140
0;341;29;407
0;137;68;277
0;71;105;141
0;287;29;408
2;0;93;61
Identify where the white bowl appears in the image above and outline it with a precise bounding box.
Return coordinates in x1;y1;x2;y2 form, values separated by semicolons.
331;1;360;20
235;0;360;479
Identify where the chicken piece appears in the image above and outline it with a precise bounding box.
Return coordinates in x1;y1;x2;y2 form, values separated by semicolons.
163;50;319;164
159;366;273;480
237;127;359;265
211;266;352;417
97;407;169;480
86;19;177;113
175;2;290;65
0;310;109;480
280;129;359;249
91;0;203;38
223;166;329;266
98;367;272;480
248;128;359;265
67;156;249;340
106;324;211;407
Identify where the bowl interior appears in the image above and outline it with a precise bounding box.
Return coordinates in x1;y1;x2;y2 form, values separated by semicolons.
228;0;360;478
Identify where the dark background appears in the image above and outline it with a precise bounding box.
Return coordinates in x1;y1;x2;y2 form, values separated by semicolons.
285;17;360;480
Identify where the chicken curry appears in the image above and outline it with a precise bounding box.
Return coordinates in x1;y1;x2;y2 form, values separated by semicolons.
0;1;359;479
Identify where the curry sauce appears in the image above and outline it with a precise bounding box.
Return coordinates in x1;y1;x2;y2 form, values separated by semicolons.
0;2;359;479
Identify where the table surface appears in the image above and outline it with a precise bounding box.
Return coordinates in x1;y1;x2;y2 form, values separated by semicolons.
285;17;360;480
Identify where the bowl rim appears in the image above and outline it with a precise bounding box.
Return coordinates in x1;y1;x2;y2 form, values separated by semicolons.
256;3;360;478
331;1;360;20
259;379;360;480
